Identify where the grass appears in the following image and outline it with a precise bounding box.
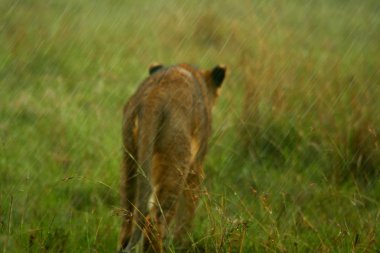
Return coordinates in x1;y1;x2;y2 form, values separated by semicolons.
0;0;379;252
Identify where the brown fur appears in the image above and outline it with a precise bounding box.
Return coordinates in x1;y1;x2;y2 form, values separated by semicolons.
118;63;226;252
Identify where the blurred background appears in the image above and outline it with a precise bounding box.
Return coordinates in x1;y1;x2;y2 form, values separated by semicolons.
1;0;379;252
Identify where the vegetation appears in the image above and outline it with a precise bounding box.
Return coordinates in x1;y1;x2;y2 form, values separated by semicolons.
1;0;379;252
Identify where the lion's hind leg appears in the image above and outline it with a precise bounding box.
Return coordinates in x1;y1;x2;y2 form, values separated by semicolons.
119;139;138;251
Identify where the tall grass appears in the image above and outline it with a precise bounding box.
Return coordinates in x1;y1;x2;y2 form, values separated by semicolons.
1;0;379;252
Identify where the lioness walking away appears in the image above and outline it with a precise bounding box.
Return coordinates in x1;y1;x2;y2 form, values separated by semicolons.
119;63;226;252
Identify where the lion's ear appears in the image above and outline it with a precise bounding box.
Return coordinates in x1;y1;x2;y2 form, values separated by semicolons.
210;65;226;87
149;63;164;75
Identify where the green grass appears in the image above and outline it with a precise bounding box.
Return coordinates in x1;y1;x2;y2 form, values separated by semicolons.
1;0;379;252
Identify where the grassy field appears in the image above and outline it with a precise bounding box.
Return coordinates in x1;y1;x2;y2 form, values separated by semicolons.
1;0;379;252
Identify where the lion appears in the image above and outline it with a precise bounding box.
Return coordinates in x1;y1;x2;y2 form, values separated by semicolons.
118;63;226;252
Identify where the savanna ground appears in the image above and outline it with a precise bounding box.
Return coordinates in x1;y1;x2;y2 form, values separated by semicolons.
0;0;379;252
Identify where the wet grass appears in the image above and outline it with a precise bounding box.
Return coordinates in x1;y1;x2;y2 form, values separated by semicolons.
1;0;379;252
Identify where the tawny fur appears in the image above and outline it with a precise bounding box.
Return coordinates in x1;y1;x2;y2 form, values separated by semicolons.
119;63;226;253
